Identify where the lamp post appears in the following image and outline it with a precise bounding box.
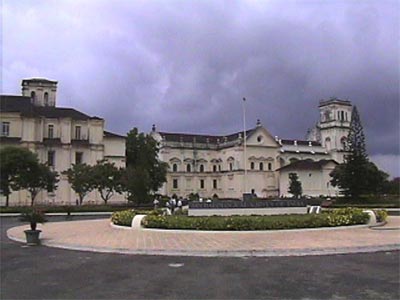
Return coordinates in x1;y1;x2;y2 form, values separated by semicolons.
243;97;247;199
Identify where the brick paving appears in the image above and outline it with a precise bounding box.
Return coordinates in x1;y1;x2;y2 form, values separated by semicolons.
7;216;400;256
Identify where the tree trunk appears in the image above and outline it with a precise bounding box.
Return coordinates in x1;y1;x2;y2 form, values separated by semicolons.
30;221;37;231
30;191;38;206
79;195;84;205
6;195;9;207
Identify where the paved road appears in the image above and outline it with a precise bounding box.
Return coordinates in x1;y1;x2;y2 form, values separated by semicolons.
1;216;399;300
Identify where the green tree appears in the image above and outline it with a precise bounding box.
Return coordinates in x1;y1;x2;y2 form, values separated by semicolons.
63;164;93;205
120;166;151;205
91;160;123;204
331;161;389;197
288;173;302;198
13;163;58;206
124;128;168;204
383;177;400;195
0;147;42;206
330;106;387;198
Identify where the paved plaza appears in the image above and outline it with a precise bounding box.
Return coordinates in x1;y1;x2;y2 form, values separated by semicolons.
6;216;400;257
2;216;400;300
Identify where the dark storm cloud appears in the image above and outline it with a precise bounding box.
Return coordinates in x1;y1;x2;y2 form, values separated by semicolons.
2;0;399;175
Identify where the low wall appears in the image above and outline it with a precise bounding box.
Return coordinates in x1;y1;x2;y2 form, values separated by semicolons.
189;207;308;216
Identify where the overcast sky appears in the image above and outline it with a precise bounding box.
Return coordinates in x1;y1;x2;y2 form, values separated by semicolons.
2;0;399;177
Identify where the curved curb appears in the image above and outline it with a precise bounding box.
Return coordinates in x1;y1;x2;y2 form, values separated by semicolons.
6;229;399;257
139;223;375;234
109;222;132;230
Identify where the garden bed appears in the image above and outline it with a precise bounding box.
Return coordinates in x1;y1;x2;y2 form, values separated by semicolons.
141;208;378;231
111;208;388;230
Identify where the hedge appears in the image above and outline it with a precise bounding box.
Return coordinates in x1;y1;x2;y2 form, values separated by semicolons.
374;209;388;223
111;208;164;227
142;208;371;230
0;204;153;214
111;210;136;226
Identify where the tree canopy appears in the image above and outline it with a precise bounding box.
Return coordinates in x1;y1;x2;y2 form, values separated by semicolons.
288;172;302;198
91;160;123;204
124;128;168;204
330;106;389;198
63;163;94;205
13;162;58;206
0;146;58;206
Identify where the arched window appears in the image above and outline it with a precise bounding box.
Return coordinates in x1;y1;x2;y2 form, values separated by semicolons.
172;164;178;172
268;163;272;171
186;164;191;172
340;136;347;150
44;92;49;106
259;162;264;171
30;91;36;102
325;137;331;151
229;163;233;171
199;164;204;172
213;165;217;172
218;165;221;172
250;162;255;170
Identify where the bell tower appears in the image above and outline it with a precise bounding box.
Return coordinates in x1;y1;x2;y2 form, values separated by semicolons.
317;98;352;162
21;78;58;107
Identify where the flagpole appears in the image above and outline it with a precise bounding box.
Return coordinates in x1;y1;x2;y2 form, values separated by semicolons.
243;97;247;199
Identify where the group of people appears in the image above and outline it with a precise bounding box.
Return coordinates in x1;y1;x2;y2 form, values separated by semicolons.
153;196;183;214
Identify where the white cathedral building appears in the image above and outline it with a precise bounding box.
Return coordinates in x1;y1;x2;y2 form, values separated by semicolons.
1;77;353;205
0;78;126;206
151;98;353;199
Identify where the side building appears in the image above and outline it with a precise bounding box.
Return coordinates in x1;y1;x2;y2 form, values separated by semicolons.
0;78;126;206
151;98;352;198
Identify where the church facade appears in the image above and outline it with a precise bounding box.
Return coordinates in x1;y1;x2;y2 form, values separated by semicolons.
151;98;353;199
0;78;126;206
0;77;353;204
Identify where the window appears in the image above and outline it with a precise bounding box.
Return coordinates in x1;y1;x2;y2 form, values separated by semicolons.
341;111;344;121
213;165;217;172
200;179;205;189
47;151;55;167
341;137;347;150
325;137;331;151
259;162;264;171
30;91;36;102
48;124;54;138
257;135;263;143
199;164;204;172
213;179;217;189
173;179;178;189
44;92;49;106
186;164;191;172
75;126;81;140
75;152;83;164
1;122;10;136
218;165;221;172
229;163;233;171
173;164;178;172
268;163;272;171
250;162;255;170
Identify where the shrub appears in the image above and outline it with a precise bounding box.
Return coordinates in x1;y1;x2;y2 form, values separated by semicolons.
111;208;165;226
325;207;370;226
111;210;136;227
142;208;369;231
20;208;47;230
373;209;388;223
